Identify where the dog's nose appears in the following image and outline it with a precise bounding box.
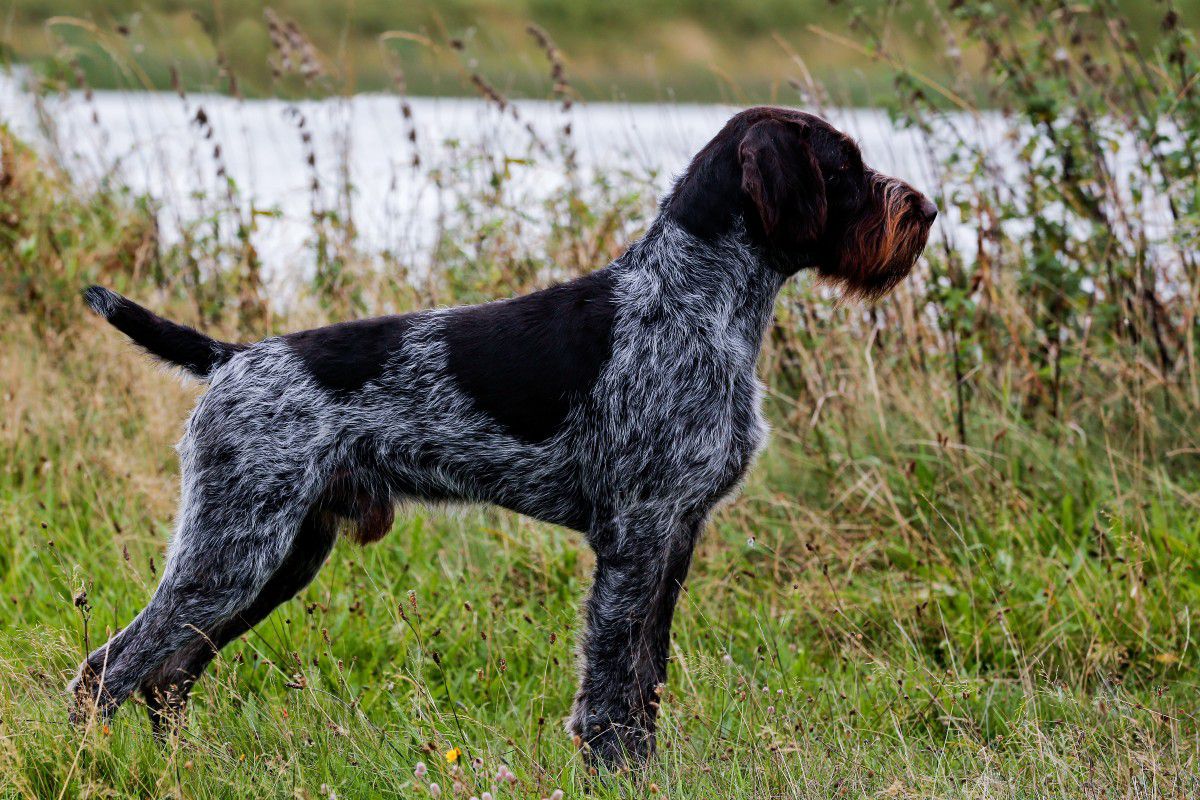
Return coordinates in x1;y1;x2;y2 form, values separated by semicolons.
917;197;938;223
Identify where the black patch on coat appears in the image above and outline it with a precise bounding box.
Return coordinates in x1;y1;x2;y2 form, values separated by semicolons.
444;270;618;442
284;314;417;397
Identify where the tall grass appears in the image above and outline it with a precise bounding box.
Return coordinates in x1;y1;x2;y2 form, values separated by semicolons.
1;1;1200;797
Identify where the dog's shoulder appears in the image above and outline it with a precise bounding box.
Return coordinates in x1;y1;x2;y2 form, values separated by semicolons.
443;269;619;442
282;313;420;397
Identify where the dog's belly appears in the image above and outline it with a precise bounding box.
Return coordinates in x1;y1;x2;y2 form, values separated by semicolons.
371;430;591;532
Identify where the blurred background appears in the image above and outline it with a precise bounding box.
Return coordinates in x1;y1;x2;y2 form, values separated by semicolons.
4;0;1196;103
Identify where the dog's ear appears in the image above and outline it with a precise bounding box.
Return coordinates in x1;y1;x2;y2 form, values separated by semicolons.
738;118;826;249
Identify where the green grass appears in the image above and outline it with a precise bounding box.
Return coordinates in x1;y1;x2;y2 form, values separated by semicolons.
2;295;1199;798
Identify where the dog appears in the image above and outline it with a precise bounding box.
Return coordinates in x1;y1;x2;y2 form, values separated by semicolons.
70;106;935;767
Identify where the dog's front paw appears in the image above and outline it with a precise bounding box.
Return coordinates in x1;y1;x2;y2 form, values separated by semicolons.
569;704;654;770
141;682;191;739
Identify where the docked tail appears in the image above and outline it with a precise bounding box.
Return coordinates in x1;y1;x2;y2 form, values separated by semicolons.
83;286;244;379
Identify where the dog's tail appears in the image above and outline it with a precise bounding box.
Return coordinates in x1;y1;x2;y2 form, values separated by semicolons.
83;286;243;380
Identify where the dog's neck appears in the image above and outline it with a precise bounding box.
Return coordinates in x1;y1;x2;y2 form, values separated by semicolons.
609;216;786;357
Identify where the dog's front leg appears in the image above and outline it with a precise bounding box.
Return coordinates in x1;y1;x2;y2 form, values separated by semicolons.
570;514;700;769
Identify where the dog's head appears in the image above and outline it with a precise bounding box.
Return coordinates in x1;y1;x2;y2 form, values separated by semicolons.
666;107;936;298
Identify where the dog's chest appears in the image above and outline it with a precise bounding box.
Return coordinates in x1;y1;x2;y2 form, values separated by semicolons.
594;317;768;500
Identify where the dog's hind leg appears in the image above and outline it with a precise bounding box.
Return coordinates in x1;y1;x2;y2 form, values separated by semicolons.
68;485;312;723
137;507;339;735
569;511;703;768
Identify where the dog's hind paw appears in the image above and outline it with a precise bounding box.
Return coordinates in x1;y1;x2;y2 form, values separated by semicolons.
66;661;119;726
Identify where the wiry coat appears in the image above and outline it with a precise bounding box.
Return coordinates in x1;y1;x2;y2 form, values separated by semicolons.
70;106;936;767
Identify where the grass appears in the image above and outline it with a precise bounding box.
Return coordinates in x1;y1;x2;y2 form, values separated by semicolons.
4;295;1200;799
2;148;1200;800
4;0;1200;794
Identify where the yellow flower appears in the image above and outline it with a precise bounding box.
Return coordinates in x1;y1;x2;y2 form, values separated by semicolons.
445;747;461;763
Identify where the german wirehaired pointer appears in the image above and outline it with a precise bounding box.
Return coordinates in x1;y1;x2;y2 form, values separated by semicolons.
71;107;935;767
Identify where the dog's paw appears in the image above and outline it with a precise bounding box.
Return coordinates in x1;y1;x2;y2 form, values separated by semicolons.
67;671;97;726
570;708;654;770
141;683;191;740
67;659;118;726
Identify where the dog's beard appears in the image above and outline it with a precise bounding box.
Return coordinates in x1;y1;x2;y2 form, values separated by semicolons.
820;178;932;301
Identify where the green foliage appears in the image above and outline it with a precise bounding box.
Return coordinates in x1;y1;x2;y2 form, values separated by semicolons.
5;0;1197;102
837;0;1200;440
0;127;160;330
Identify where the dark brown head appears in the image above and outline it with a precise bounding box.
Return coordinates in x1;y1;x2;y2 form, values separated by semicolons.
664;107;936;299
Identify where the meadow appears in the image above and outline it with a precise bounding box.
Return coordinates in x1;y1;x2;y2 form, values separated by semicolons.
2;0;1200;797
